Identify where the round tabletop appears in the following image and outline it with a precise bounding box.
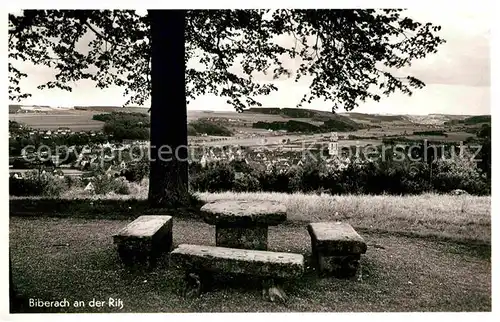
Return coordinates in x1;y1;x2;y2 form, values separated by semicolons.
201;200;287;226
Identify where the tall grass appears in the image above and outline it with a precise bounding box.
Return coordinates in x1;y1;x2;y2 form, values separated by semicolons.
11;183;491;243
198;191;491;243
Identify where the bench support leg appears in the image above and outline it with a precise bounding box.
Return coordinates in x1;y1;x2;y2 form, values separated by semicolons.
117;242;152;269
262;278;288;304
314;252;361;278
216;225;268;250
311;242;321;273
182;272;202;298
117;244;132;267
181;271;214;298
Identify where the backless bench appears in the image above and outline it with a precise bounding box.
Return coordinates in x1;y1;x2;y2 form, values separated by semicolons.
307;221;367;278
171;244;304;300
113;215;173;268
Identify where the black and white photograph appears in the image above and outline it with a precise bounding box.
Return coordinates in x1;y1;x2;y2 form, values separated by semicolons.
6;2;492;316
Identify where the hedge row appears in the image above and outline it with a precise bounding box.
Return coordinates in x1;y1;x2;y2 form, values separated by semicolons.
10;152;490;197
189;157;490;195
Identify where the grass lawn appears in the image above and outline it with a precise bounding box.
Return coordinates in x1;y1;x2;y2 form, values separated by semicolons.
10;217;490;312
9;192;491;312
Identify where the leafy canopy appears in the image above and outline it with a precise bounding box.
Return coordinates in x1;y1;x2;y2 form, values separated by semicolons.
9;9;445;111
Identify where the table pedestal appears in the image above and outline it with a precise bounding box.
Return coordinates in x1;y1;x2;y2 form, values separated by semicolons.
215;225;268;251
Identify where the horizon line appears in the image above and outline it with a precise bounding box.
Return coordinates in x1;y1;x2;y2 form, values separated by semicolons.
8;104;490;117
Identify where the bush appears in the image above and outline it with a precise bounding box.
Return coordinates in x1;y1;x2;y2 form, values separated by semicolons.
289;157;324;192
189;162;235;192
431;153;489;195
233;173;261;192
366;160;432;194
228;160;254;174
10;147;490;197
64;175;83;189
462;115;491;125
123;158;149;182
91;174;131;195
188;150;489;195
476;125;491;181
114;179;131;195
9;171;65;197
91;174;115;194
258;165;295;193
334;159;375;194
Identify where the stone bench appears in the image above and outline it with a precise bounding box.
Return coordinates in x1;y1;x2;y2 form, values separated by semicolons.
113;215;173;268
201;200;287;251
307;222;367;278
171;244;304;299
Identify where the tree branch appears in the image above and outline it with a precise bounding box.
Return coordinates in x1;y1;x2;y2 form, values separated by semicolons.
83;20;133;50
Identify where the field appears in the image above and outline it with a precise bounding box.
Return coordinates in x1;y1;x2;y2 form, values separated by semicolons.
9;112;105;131
10;192;491;312
9;106;487;154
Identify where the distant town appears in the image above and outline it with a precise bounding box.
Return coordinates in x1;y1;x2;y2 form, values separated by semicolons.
9;104;490;183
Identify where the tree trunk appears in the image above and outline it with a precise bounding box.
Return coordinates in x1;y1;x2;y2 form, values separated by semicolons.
148;10;190;207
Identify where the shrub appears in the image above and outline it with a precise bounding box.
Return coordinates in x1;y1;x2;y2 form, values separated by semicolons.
9;171;65;197
233;173;261;192
91;174;132;195
188;161;204;177
334;159;375;194
189;162;235;192
476;125;491;181
186;150;489;196
289;157;324;192
258;165;295;193
462;115;491;125
228;159;254;174
114;179;131;195
12;158;34;169
92;174;116;194
431;152;489;195
367;160;432;195
64;175;83;189
123;158;149;182
9;146;491;197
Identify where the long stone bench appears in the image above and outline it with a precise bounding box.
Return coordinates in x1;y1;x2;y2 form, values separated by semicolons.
171;244;304;300
113;215;173;268
307;222;367;278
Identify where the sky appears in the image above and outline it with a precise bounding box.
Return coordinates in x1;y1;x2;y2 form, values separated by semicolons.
9;8;491;115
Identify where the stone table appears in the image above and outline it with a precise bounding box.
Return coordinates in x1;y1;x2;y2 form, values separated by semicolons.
201;200;287;251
